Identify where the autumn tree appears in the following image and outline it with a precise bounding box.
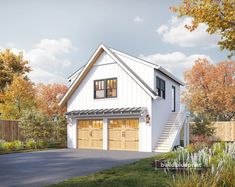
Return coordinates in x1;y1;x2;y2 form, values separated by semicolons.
0;75;35;119
184;59;235;120
0;49;31;92
35;83;68;117
172;0;235;57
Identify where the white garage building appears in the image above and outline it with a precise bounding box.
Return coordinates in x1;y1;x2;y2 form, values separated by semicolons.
59;44;189;152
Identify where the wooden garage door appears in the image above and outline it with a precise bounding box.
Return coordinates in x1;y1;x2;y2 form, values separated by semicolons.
108;119;139;151
77;120;103;149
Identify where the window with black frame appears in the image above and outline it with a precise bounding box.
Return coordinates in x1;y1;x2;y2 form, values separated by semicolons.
94;78;117;99
94;80;105;98
156;76;165;99
107;78;117;97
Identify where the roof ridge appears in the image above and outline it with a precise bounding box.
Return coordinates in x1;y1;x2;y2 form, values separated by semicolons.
110;48;160;69
59;44;158;107
106;47;158;97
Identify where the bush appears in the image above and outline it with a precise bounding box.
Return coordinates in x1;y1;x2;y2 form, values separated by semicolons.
3;142;15;150
26;139;37;149
19;109;67;145
37;140;49;148
192;116;215;136
12;140;23;150
190;135;213;151
0;139;5;151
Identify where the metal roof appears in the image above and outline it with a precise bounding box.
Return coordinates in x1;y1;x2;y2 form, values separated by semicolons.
66;107;146;117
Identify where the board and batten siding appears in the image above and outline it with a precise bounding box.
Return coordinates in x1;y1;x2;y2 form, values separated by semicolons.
151;70;181;150
115;53;155;90
67;52;153;152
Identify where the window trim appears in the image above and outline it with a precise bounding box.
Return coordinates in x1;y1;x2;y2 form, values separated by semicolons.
156;76;166;99
94;78;117;99
172;86;176;112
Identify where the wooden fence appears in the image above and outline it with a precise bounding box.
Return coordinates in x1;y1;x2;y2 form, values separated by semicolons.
0;120;22;141
213;121;235;141
190;121;235;141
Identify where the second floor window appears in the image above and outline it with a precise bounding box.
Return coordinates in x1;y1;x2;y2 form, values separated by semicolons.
156;76;165;99
94;78;117;99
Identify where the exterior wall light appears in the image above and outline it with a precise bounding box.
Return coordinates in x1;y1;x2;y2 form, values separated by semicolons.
145;115;150;124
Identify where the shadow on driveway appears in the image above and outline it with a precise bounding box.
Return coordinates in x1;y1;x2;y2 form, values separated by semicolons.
0;149;157;187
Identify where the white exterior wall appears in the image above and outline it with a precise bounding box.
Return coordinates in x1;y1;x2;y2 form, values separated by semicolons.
115;53;155;89
151;70;181;150
67;118;77;148
67;52;153;152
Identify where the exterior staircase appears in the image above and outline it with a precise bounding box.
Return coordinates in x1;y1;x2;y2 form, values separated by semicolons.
154;106;189;153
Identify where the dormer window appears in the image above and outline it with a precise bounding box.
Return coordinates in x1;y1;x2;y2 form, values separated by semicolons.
156;76;165;99
94;78;117;99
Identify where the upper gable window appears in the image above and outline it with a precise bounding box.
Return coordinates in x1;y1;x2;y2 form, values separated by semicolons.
94;78;117;99
156;76;165;99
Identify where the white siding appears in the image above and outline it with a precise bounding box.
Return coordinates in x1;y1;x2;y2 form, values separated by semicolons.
67;52;152;152
67;52;152;111
67;118;77;148
151;70;181;150
115;53;155;89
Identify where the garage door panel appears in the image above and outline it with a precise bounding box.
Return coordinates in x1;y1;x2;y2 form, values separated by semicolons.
77;120;103;149
108;119;139;151
125;130;139;140
124;141;138;150
109;140;121;149
109;130;122;140
91;140;102;148
78;139;89;148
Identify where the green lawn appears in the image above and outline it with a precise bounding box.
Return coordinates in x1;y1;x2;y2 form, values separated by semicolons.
49;152;177;187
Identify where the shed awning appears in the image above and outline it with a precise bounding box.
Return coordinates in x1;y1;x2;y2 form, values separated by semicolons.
66;107;146;118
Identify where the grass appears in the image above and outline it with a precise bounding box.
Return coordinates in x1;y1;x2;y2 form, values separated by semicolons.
48;152;178;187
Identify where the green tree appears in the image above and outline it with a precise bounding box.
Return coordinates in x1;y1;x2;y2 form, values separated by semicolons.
0;49;31;92
172;0;235;57
192;116;215;136
19;109;53;142
52;115;67;143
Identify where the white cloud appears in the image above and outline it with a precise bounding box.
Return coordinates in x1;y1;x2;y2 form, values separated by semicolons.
140;51;213;80
156;16;219;48
4;38;76;84
6;42;15;47
133;16;144;23
29;67;66;84
35;38;76;55
23;38;77;84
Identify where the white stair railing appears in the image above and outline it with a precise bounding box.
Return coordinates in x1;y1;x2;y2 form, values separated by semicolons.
155;105;189;152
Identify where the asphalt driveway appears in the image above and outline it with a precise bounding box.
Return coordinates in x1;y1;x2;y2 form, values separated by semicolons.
0;149;157;187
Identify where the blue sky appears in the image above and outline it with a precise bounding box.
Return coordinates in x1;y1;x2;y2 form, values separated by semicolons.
0;0;232;84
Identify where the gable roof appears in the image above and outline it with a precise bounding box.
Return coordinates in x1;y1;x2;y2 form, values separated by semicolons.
59;44;159;107
111;48;184;86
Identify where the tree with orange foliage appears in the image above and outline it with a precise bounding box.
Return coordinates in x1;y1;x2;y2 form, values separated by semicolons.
0;75;35;119
184;59;235;121
35;83;68;117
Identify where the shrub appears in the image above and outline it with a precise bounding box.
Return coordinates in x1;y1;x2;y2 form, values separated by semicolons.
19;109;53;142
190;135;213;151
3;142;15;150
37;140;49;148
12;140;23;150
191;116;215;136
26;139;37;149
0;139;5;150
51;115;67;144
169;142;235;187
